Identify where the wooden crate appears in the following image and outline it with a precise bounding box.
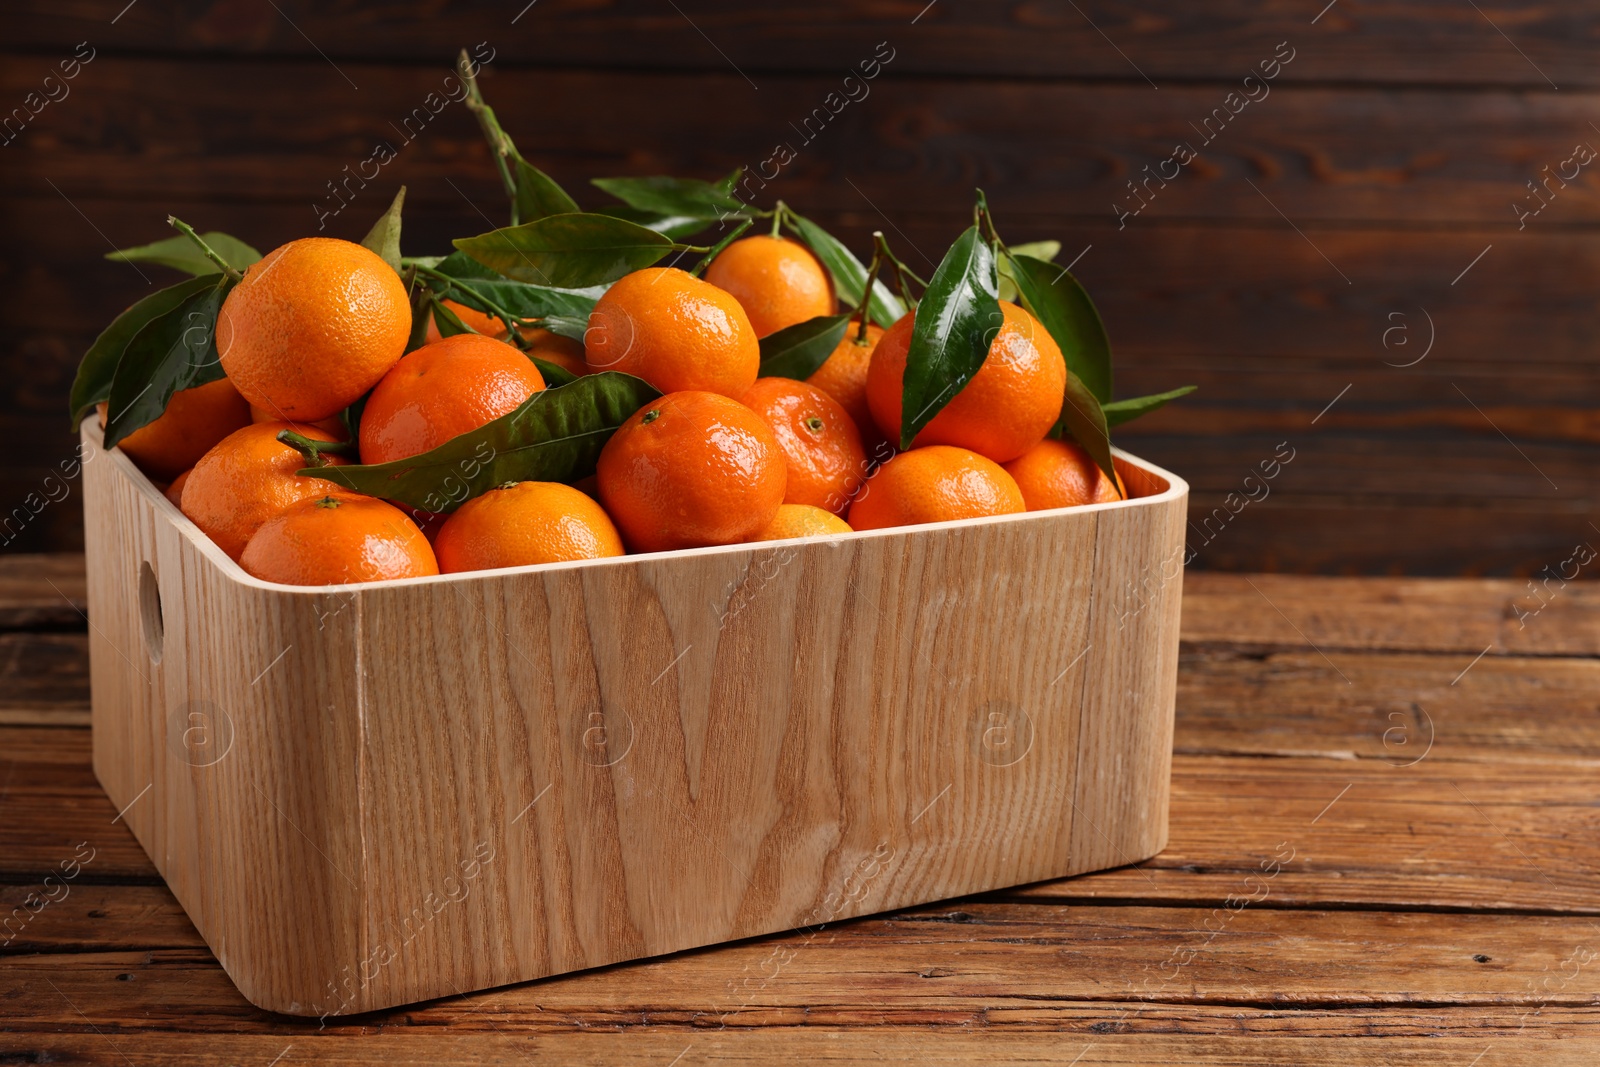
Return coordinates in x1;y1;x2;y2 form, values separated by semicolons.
80;419;1189;1017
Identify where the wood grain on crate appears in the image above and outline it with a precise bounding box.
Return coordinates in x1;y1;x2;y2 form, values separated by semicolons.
78;423;1188;1015
2;557;1598;1064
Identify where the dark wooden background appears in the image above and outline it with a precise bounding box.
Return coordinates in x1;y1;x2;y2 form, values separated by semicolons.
4;1;1597;574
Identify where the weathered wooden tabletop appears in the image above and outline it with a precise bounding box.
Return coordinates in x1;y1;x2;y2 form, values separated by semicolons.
3;554;1597;1064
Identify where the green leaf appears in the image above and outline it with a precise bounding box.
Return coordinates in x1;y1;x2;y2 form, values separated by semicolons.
1050;367;1118;488
360;186;406;274
514;156;581;223
591;175;748;221
104;232;261;276
594;204;718;240
529;357;579;387
758;313;851;381
996;242;1059;303
432;253;608;323
786;213;906;329
69;274;220;428
430;299;475;339
103;275;237;450
307;372;660;512
454;212;673;288
1009;240;1061;262
1102;385;1197;428
1006;252;1113;404
539;314;589;341
899;226;1002;449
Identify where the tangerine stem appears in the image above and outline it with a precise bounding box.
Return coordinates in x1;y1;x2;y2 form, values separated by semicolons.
854;236;885;341
457;49;520;223
277;429;358;468
165;216;243;281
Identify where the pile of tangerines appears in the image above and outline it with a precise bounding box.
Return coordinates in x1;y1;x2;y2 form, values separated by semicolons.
97;231;1121;586
78;50;1188;587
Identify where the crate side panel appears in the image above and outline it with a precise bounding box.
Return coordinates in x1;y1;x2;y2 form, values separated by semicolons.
83;425;369;1017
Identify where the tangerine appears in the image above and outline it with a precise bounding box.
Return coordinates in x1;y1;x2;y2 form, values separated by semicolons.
434;481;624;572
181;422;349;561
740;377;866;516
807;321;886;453
358;333;545;465
703;235;834;338
1003;439;1124;510
240;492;438;586
584;267;758;397
847;445;1025;531
97;377;251;481
596;390;785;552
751;504;852;541
866;302;1066;463
218;237;411;421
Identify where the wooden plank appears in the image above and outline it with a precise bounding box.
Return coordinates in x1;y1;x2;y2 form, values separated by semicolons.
5;1030;1597;1066
6;0;1597;90
8;59;1600;225
0;553;85;628
1175;647;1600;762
0;634;90;722
1182;573;1600;654
5;905;1599;1030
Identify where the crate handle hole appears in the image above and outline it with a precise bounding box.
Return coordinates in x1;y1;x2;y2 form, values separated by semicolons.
138;561;164;664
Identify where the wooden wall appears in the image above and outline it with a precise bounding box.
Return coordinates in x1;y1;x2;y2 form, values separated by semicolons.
4;1;1597;574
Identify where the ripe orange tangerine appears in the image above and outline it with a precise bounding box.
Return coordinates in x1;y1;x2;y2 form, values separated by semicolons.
359;333;545;465
596;390;786;552
703;235;834;338
181;422;350;561
97;377;251;481
1003;439;1124;511
752;504;852;541
847;445;1025;531
434;481;624;572
218;237;411;421
866;302;1066;463
240;492;438;586
740;377;866;516
584;267;759;398
807;321;886;453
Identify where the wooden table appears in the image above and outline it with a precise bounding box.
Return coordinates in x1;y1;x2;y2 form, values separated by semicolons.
3;555;1597;1064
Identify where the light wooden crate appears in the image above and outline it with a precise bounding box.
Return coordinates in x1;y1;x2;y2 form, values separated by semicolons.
80;419;1189;1016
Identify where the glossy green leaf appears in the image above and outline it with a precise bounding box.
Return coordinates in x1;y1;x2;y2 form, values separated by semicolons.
104;232;261;276
539;314;589;341
594;205;719;241
514;156;581;222
1009;240;1061;262
758;313;851;381
1006;252;1113;403
1050;367;1118;488
360;186;406;274
1103;385;1197;428
103;275;236;450
432;253;608;323
996;241;1059;303
786;213;905;329
69;274;220;428
591;175;748;221
899;226;1002;449
430;299;475;339
454;213;673;288
307;372;661;512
